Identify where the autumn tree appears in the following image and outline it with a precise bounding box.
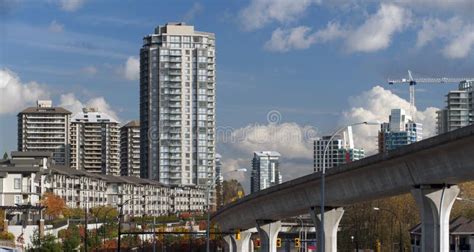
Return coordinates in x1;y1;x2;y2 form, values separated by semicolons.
90;205;118;221
41;192;67;219
222;179;245;206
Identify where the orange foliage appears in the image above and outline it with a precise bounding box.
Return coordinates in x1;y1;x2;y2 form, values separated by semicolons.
41;192;67;218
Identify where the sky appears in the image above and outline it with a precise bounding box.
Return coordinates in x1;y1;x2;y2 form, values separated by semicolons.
1;0;474;192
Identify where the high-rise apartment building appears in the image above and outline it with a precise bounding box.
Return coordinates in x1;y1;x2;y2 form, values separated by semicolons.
215;153;223;208
437;80;474;134
18;100;71;166
70;108;120;175
379;108;422;152
120;120;140;177
250;151;281;193
313;126;365;172
139;23;216;188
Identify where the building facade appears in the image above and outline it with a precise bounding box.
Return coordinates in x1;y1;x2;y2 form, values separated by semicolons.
120;120;140;177
18;100;71;166
250;151;281;193
313;126;365;172
0;151;205;218
139;22;216;189
70;108;120;175
379;108;422;153
437;80;474;134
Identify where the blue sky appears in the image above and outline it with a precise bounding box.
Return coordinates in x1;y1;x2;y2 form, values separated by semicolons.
1;0;474;188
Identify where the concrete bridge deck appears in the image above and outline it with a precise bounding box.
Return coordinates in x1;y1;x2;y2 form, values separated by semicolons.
212;124;474;232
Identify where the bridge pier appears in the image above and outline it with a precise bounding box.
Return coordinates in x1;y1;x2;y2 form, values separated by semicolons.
411;185;460;252
231;229;252;252
256;220;281;252
310;207;344;252
223;235;235;252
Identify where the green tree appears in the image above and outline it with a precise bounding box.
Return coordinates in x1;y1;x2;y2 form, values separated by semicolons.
28;231;62;252
61;224;81;252
2;152;7;160
222;179;245;205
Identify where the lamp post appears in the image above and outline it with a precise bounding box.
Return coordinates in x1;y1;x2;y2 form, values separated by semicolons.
118;197;139;252
319;121;379;252
456;197;474;204
373;207;402;252
206;168;247;252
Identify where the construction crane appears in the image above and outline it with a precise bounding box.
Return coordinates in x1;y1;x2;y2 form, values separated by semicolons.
388;70;473;119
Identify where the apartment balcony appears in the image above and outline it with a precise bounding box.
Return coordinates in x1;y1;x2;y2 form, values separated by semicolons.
169;57;182;62
169;70;181;75
169;77;182;82
169;63;181;69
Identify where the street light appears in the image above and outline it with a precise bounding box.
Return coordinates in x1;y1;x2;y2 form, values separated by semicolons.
206;168;247;252
117;197;140;252
319;121;379;252
456;197;474;203
373;207;403;252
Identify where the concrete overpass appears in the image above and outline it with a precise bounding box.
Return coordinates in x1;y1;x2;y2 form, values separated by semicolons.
212;124;474;252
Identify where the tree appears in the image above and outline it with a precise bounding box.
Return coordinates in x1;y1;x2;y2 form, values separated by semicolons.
41;192;67;219
2;152;7;160
90;205;118;221
60;224;81;252
28;231;62;252
222;179;245;205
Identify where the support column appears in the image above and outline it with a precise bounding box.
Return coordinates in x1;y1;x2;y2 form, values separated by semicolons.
256;220;281;252
230;230;252;252
411;185;459;252
310;207;344;252
223;235;235;252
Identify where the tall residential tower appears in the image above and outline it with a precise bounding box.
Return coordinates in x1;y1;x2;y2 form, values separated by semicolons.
70;108;120;175
18;100;71;166
437;80;474;134
250;151;281;193
140;23;216;189
120;120;140;177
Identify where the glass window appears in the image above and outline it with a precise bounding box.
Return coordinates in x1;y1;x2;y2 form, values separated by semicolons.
14;178;21;189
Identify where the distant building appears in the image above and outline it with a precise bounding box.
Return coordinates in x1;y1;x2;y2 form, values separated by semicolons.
120;120;140;177
437;80;474;134
313;126;365;172
17;100;71;166
410;216;474;252
70;107;120;175
250;151;281;193
378;108;422;153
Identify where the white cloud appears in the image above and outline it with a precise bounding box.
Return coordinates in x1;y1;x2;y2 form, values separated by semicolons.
183;2;203;22
345;4;410;52
121;56;139;81
264;4;410;53
59;93;120;121
443;32;474;59
239;0;321;31
218;122;318;192
416;17;474;59
264;22;345;52
223;122;318;159
81;66;97;75
48;20;64;33
0;68;50;115
58;0;85;12
341;86;438;154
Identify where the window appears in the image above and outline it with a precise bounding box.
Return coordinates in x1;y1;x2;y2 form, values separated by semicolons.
14;178;21;189
14;195;21;204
